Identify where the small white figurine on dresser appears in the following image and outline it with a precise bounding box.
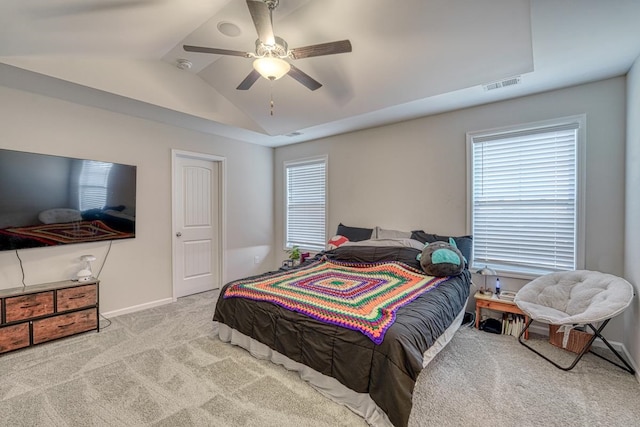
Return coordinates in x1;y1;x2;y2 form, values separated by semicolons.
77;254;96;282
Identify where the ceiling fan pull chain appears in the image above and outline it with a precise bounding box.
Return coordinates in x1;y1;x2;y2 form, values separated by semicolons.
270;80;275;116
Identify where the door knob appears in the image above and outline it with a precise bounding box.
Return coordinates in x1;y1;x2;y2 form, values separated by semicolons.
176;232;182;237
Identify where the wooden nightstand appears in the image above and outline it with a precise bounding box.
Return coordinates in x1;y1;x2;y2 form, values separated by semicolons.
474;291;529;339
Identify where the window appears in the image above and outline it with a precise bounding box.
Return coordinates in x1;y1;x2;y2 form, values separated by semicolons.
285;157;327;252
468;116;584;277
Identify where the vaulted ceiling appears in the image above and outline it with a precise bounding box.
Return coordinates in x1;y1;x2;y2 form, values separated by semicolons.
1;0;639;146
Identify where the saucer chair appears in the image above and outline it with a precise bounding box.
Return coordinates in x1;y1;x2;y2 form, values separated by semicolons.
514;270;635;373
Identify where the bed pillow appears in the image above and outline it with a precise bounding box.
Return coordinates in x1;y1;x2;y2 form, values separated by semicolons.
336;223;374;241
410;230;472;263
374;227;412;239
417;239;465;276
343;238;424;250
324;245;422;271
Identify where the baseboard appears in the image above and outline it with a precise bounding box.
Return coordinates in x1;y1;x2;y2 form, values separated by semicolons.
101;297;176;318
530;322;639;382
618;345;640;384
529;323;549;336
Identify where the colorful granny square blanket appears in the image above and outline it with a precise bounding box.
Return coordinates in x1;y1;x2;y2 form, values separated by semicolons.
223;259;447;344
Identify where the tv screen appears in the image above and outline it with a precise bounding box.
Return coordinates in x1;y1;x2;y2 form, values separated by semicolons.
0;149;136;252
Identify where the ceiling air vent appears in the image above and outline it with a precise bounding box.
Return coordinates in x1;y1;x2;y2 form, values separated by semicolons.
483;76;521;91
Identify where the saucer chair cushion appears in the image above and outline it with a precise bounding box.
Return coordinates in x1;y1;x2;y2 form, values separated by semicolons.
514;270;634;325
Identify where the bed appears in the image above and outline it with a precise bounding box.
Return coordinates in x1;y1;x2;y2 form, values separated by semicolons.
213;236;472;427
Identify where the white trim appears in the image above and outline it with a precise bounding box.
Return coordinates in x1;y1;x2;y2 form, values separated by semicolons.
283;155;328;252
101;297;175;318
171;149;227;299
466;114;587;279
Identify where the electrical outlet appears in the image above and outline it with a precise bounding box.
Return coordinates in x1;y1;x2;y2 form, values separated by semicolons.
254;255;260;264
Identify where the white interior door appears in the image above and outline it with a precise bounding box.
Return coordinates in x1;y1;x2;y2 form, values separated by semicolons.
173;153;222;298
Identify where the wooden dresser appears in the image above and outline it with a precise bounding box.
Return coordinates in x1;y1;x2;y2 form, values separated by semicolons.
0;280;99;354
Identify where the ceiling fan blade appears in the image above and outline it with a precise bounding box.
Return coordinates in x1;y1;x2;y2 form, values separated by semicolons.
183;45;251;57
237;70;261;90
288;65;322;91
289;40;352;60
246;0;275;45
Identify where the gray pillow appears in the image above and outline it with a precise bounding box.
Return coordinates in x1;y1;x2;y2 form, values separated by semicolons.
375;227;411;239
343;238;424;250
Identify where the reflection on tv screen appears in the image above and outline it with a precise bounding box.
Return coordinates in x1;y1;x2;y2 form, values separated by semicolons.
0;149;136;252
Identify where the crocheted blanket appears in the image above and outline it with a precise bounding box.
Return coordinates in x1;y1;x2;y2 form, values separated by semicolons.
223;258;446;344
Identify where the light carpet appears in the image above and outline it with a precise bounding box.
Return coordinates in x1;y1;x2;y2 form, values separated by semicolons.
0;290;638;427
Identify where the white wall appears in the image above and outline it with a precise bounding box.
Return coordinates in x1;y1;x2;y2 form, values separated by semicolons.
275;77;627;342
625;55;640;375
0;84;274;313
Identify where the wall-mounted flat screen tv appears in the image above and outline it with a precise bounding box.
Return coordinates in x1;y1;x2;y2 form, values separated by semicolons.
0;149;136;252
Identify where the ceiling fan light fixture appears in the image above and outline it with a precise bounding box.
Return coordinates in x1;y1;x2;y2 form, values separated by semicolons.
253;57;291;81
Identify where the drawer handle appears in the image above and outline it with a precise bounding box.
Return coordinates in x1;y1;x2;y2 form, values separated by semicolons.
68;294;86;300
57;322;76;328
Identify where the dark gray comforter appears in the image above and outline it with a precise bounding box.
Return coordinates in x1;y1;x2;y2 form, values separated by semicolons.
213;248;471;427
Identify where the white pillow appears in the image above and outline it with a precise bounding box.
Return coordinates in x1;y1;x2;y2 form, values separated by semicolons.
374;227;411;239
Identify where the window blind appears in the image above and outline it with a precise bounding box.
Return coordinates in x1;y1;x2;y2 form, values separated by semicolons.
471;122;580;275
285;158;327;252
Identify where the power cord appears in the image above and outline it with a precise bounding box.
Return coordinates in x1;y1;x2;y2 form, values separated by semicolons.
15;250;26;289
99;312;112;329
96;240;114;330
462;311;476;328
96;240;113;279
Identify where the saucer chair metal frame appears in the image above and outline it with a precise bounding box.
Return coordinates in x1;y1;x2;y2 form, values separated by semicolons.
517;318;635;373
515;270;636;374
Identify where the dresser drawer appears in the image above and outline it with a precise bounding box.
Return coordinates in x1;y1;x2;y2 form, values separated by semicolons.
5;292;54;322
0;323;30;353
32;308;97;344
57;284;97;312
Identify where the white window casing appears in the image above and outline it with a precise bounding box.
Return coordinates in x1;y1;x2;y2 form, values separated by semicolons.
467;116;585;278
284;156;328;252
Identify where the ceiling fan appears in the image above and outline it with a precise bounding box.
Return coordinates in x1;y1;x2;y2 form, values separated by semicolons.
183;0;352;91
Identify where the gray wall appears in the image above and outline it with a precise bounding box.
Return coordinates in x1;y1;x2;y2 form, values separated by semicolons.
275;77;628;343
625;54;640;377
0;84;275;313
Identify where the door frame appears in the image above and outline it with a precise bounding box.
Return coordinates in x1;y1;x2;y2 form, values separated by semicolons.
171;149;227;300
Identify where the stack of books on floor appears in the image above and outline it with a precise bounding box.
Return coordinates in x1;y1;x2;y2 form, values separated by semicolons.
502;313;526;337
